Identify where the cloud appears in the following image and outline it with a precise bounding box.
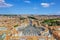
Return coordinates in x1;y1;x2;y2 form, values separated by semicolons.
0;0;4;2
24;0;31;3
41;3;50;7
0;0;13;7
41;3;55;7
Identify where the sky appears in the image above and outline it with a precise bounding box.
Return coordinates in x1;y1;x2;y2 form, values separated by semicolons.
0;0;60;15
